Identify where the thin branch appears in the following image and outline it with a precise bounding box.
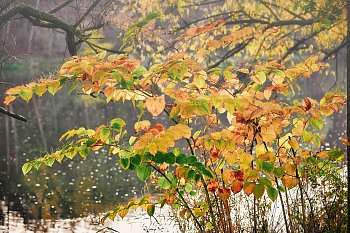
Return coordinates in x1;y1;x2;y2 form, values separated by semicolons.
207;38;253;70
0;107;27;122
323;39;347;61
182;0;224;8
73;0;101;28
48;0;74;14
282;29;325;60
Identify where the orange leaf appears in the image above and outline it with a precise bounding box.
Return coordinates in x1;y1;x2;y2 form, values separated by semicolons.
218;188;231;200
3;96;16;105
135;120;151;133
145;95;166;117
282;175;298;189
243;182;255;196
231;180;243;194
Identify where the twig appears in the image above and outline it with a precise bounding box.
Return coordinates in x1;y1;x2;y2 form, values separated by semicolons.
0;107;27;122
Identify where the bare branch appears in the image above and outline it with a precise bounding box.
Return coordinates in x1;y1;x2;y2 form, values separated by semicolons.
323;39;347;61
73;0;101;28
48;0;74;14
0;107;27;122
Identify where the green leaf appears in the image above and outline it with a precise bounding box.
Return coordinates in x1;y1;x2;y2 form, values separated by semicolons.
22;162;33;175
273;167;284;178
190;190;197;196
142;152;152;162
186;169;196;180
146;204;155;216
255;71;267;84
197;165;213;178
32;161;42;169
158;177;171;189
187;156;198;165
137;164;152;181
302;131;313;142
152;152;165;164
44;157;55;167
261;161;274;173
309;116;323;130
194;174;201;182
193;130;201;139
176;154;188;164
253;183;265;199
100;128;111;142
184;183;193;192
259;177;272;187
130;154;142;166
277;185;285;192
164;152;176;164
120;157;130;170
267;187;278;201
78;146;89;158
206;222;214;230
19;89;33;102
328;149;345;161
135;12;160;27
132;66;147;77
110;118;126;130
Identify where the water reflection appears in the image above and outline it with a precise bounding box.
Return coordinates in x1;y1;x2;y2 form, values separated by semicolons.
0;201;179;233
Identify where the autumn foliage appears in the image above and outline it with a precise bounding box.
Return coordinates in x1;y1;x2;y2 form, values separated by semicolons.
3;16;347;232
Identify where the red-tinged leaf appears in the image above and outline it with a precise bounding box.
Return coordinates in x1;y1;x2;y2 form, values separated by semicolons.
234;170;245;181
145;95;166;117
243;182;255;196
301;98;312;111
3;95;16;105
231;180;243;194
218;188;231;200
341;137;350;146
134;133;154;150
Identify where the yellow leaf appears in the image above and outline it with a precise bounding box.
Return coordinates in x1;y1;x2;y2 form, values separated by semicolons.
47;80;61;95
135;120;151;133
222;150;238;166
288;138;300;151
168;124;191;140
148;142;157;155
284;163;296;176
145;95;166;117
251;72;266;84
239;152;254;165
255;143;272;156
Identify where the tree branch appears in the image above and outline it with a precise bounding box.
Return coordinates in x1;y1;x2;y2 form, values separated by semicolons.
0;107;27;122
323;39;347;61
48;0;74;14
74;0;101;28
